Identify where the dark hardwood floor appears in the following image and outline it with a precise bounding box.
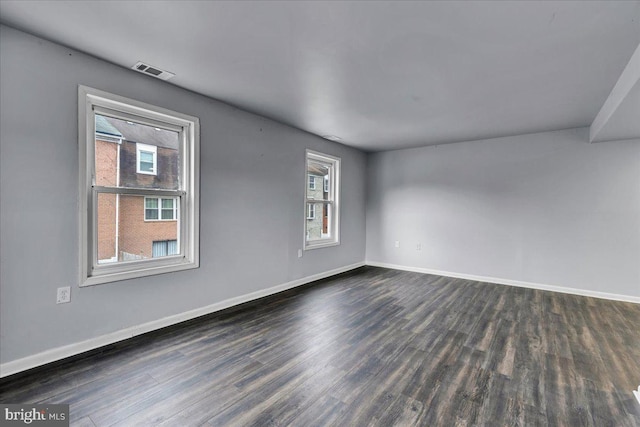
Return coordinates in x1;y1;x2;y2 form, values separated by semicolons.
2;266;640;426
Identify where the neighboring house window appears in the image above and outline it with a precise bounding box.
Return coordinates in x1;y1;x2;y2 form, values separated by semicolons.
136;143;157;175
307;203;316;219
79;85;200;286
145;197;177;221
152;240;178;257
304;150;340;249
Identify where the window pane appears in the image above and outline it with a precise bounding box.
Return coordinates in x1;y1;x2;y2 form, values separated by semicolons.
140;151;153;163
161;198;176;220
146;209;159;220
139;160;154;173
307;161;331;200
97;194;179;264
145;198;158;209
306;202;331;242
94;114;180;190
145;197;159;219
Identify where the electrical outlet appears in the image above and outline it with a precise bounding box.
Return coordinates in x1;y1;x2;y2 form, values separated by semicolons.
416;243;421;251
297;249;303;258
394;241;400;248
57;287;71;304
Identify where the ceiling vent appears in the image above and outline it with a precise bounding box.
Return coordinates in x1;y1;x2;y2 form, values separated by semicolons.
131;61;175;81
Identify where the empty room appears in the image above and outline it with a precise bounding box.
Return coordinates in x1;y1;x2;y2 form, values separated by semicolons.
1;1;639;426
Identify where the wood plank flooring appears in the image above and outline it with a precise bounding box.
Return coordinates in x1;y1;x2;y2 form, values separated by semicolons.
1;266;639;426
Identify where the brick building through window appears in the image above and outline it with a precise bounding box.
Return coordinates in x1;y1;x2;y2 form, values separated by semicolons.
95;115;180;263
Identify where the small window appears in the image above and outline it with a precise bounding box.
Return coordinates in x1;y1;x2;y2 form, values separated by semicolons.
307;203;316;219
305;150;340;249
145;197;177;221
79;86;200;286
136;143;157;175
152;240;178;257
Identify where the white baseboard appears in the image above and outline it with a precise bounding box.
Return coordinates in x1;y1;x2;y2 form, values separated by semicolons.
365;261;640;304
0;262;364;378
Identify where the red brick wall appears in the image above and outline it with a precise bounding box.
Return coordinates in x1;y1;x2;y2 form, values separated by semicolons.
96;139;118;261
118;195;177;259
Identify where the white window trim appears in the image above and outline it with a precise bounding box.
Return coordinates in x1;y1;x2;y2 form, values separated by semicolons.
304;149;340;250
144;196;178;221
136;143;157;175
308;174;316;190
79;85;200;286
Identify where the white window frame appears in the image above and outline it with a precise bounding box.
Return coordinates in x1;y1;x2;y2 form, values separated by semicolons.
79;85;200;286
324;175;329;193
304;150;340;250
308;174;316;190
136;143;157;175
144;196;178;221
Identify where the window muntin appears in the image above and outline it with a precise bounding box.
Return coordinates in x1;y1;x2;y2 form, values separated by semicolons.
80;86;199;285
136;143;157;175
304;150;340;249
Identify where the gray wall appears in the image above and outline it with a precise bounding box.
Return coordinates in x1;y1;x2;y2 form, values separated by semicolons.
366;128;640;298
0;26;366;364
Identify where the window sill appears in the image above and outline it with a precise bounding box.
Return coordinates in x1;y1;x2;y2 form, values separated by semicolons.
304;240;340;251
82;257;198;287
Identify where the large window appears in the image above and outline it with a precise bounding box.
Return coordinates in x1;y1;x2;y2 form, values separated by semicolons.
79;86;199;286
305;150;340;249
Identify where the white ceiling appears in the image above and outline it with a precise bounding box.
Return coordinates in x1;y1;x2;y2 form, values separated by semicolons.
1;1;639;151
